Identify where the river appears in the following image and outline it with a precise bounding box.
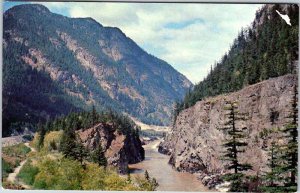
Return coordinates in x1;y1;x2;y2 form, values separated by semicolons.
129;140;211;192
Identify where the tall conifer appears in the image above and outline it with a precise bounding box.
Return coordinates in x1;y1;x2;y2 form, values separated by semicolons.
220;101;252;192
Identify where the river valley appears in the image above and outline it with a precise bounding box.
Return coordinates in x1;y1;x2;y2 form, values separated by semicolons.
129;140;211;192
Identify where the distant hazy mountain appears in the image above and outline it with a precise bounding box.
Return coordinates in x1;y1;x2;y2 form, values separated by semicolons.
3;4;192;136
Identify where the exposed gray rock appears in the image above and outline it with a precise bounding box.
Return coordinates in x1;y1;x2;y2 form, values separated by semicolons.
159;74;297;176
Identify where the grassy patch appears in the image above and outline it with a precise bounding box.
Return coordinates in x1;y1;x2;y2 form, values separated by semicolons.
2;143;31;180
2;158;14;179
17;160;39;185
2;143;31;158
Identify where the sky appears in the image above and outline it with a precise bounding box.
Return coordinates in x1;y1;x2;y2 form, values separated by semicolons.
4;2;263;84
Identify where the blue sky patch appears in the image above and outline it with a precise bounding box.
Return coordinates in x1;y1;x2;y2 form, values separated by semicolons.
164;18;205;29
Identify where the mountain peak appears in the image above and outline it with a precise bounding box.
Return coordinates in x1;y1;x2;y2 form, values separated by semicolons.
6;4;50;14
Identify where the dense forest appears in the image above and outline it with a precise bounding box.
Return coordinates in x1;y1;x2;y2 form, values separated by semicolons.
175;4;298;116
36;107;141;147
3;39;87;137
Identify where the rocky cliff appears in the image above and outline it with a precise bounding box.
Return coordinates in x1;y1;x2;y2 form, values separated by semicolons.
159;74;297;175
78;122;144;173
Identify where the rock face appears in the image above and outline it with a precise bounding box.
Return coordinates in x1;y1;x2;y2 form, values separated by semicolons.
159;74;297;175
78;123;144;173
3;4;192;136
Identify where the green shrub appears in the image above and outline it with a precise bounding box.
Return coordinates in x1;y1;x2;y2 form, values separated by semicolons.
2;158;13;178
17;160;39;185
33;157;83;190
2;143;31;158
30;133;40;150
81;163;106;190
42;131;62;152
30;156;157;190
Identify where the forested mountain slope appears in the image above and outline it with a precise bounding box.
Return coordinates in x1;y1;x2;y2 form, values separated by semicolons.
3;4;192;136
177;4;298;113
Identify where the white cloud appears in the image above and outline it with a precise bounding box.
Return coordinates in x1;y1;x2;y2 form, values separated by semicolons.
42;2;262;84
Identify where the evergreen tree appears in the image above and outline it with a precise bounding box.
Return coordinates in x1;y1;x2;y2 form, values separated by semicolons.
90;144;107;167
59;123;78;160
261;141;286;193
220;101;252;192
91;105;98;126
281;85;298;191
74;141;88;166
262;85;298;193
144;170;150;181
143;170;158;191
37;122;46;149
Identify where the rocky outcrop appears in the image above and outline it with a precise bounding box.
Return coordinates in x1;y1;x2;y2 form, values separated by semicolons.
159;75;297;176
78;123;144;173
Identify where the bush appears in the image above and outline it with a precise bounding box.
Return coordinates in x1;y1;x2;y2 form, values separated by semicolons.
2;158;13;178
42;131;62;152
104;172;138;191
81;163;106;190
33;157;83;190
17;160;39;185
30;133;40;150
2;143;31;180
134;171;159;191
30;156;156;190
2;143;31;158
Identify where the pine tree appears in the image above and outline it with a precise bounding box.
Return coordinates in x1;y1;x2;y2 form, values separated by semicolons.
261;141;286;193
90;144;107;167
74;140;88;166
143;170;158;190
281;85;298;191
60;122;88;165
59;123;78;160
262;85;298;193
220;101;252;192
92;105;98;126
144;170;150;181
37;122;46;150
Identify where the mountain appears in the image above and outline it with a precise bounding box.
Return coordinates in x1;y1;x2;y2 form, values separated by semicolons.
177;4;298;112
3;4;192;136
